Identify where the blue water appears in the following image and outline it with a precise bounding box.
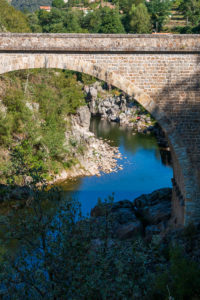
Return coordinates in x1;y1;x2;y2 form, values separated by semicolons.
60;118;173;216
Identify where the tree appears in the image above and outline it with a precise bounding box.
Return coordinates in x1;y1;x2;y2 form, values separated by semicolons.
52;0;65;9
64;11;84;33
128;3;151;33
27;12;42;32
37;9;50;28
179;0;200;26
81;7;125;33
37;7;65;32
118;0;144;14
99;7;125;33
146;0;172;32
0;0;31;32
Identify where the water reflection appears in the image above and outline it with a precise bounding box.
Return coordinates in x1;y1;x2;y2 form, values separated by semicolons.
61;118;173;216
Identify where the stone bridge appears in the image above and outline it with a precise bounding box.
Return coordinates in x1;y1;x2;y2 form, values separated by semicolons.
0;33;200;226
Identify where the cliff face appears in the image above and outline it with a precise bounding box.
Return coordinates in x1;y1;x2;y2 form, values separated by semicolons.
51;105;121;182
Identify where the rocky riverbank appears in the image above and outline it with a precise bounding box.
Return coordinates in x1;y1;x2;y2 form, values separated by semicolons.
0;70;169;186
51;105;122;183
85;81;169;148
89;188;172;242
50;80;170;182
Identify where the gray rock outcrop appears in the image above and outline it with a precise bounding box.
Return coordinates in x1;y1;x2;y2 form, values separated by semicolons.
90;188;172;241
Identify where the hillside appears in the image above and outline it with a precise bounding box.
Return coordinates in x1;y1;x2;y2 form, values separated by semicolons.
0;69;87;183
0;0;31;32
11;0;52;12
164;2;187;32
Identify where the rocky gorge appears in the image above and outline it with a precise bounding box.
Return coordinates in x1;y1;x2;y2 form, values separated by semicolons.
0;70;169;185
85;81;169;149
55;80;170;182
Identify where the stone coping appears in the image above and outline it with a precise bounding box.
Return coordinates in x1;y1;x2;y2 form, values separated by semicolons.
0;33;200;38
0;33;200;52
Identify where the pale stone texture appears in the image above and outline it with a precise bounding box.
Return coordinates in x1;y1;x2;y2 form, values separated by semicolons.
0;33;200;226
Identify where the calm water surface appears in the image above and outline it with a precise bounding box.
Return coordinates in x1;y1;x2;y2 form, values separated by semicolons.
60;118;173;216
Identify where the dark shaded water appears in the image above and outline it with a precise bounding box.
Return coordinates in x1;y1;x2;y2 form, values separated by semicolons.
59;118;173;216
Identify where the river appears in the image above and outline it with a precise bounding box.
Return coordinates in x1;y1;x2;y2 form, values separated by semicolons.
59;118;173;216
0;117;174;291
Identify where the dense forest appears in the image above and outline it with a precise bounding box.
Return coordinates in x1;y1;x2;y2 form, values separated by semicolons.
0;0;31;32
8;0;200;34
11;0;52;13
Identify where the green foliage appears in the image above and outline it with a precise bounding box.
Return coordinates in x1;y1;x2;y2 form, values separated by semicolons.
0;0;31;32
179;0;200;25
11;0;52;13
52;0;65;9
129;3;151;33
76;72;97;85
154;246;200;300
63;10;85;33
35;7;86;33
26;12;42;32
9;0;200;34
83;7;125;33
146;0;172;32
0;184;154;299
0;69;86;181
0;165;200;299
28;5;125;34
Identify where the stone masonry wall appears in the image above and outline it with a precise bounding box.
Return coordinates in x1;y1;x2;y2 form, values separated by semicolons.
0;34;200;226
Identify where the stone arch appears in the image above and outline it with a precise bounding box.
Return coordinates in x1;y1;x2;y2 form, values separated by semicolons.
1;54;168;125
0;53;193;225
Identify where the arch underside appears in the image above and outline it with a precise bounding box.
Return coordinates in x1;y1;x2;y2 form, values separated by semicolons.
0;53;196;225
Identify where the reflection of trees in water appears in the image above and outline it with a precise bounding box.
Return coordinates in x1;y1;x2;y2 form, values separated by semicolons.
90;117;172;167
58;177;83;192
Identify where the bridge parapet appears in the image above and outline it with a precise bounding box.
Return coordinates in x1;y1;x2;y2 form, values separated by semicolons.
0;33;200;53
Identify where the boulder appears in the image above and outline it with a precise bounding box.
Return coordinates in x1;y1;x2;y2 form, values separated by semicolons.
119;113;126;122
91;199;140;240
148;202;171;224
111;200;134;211
115;221;142;240
103;100;112;108
89;87;97;99
89;99;98;115
111;209;137;225
133;188;172;208
91;203;112;217
133;188;172;225
145;222;166;237
77;106;91;129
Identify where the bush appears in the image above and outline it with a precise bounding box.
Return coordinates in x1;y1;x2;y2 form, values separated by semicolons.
0;69;86;181
153;246;200;300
